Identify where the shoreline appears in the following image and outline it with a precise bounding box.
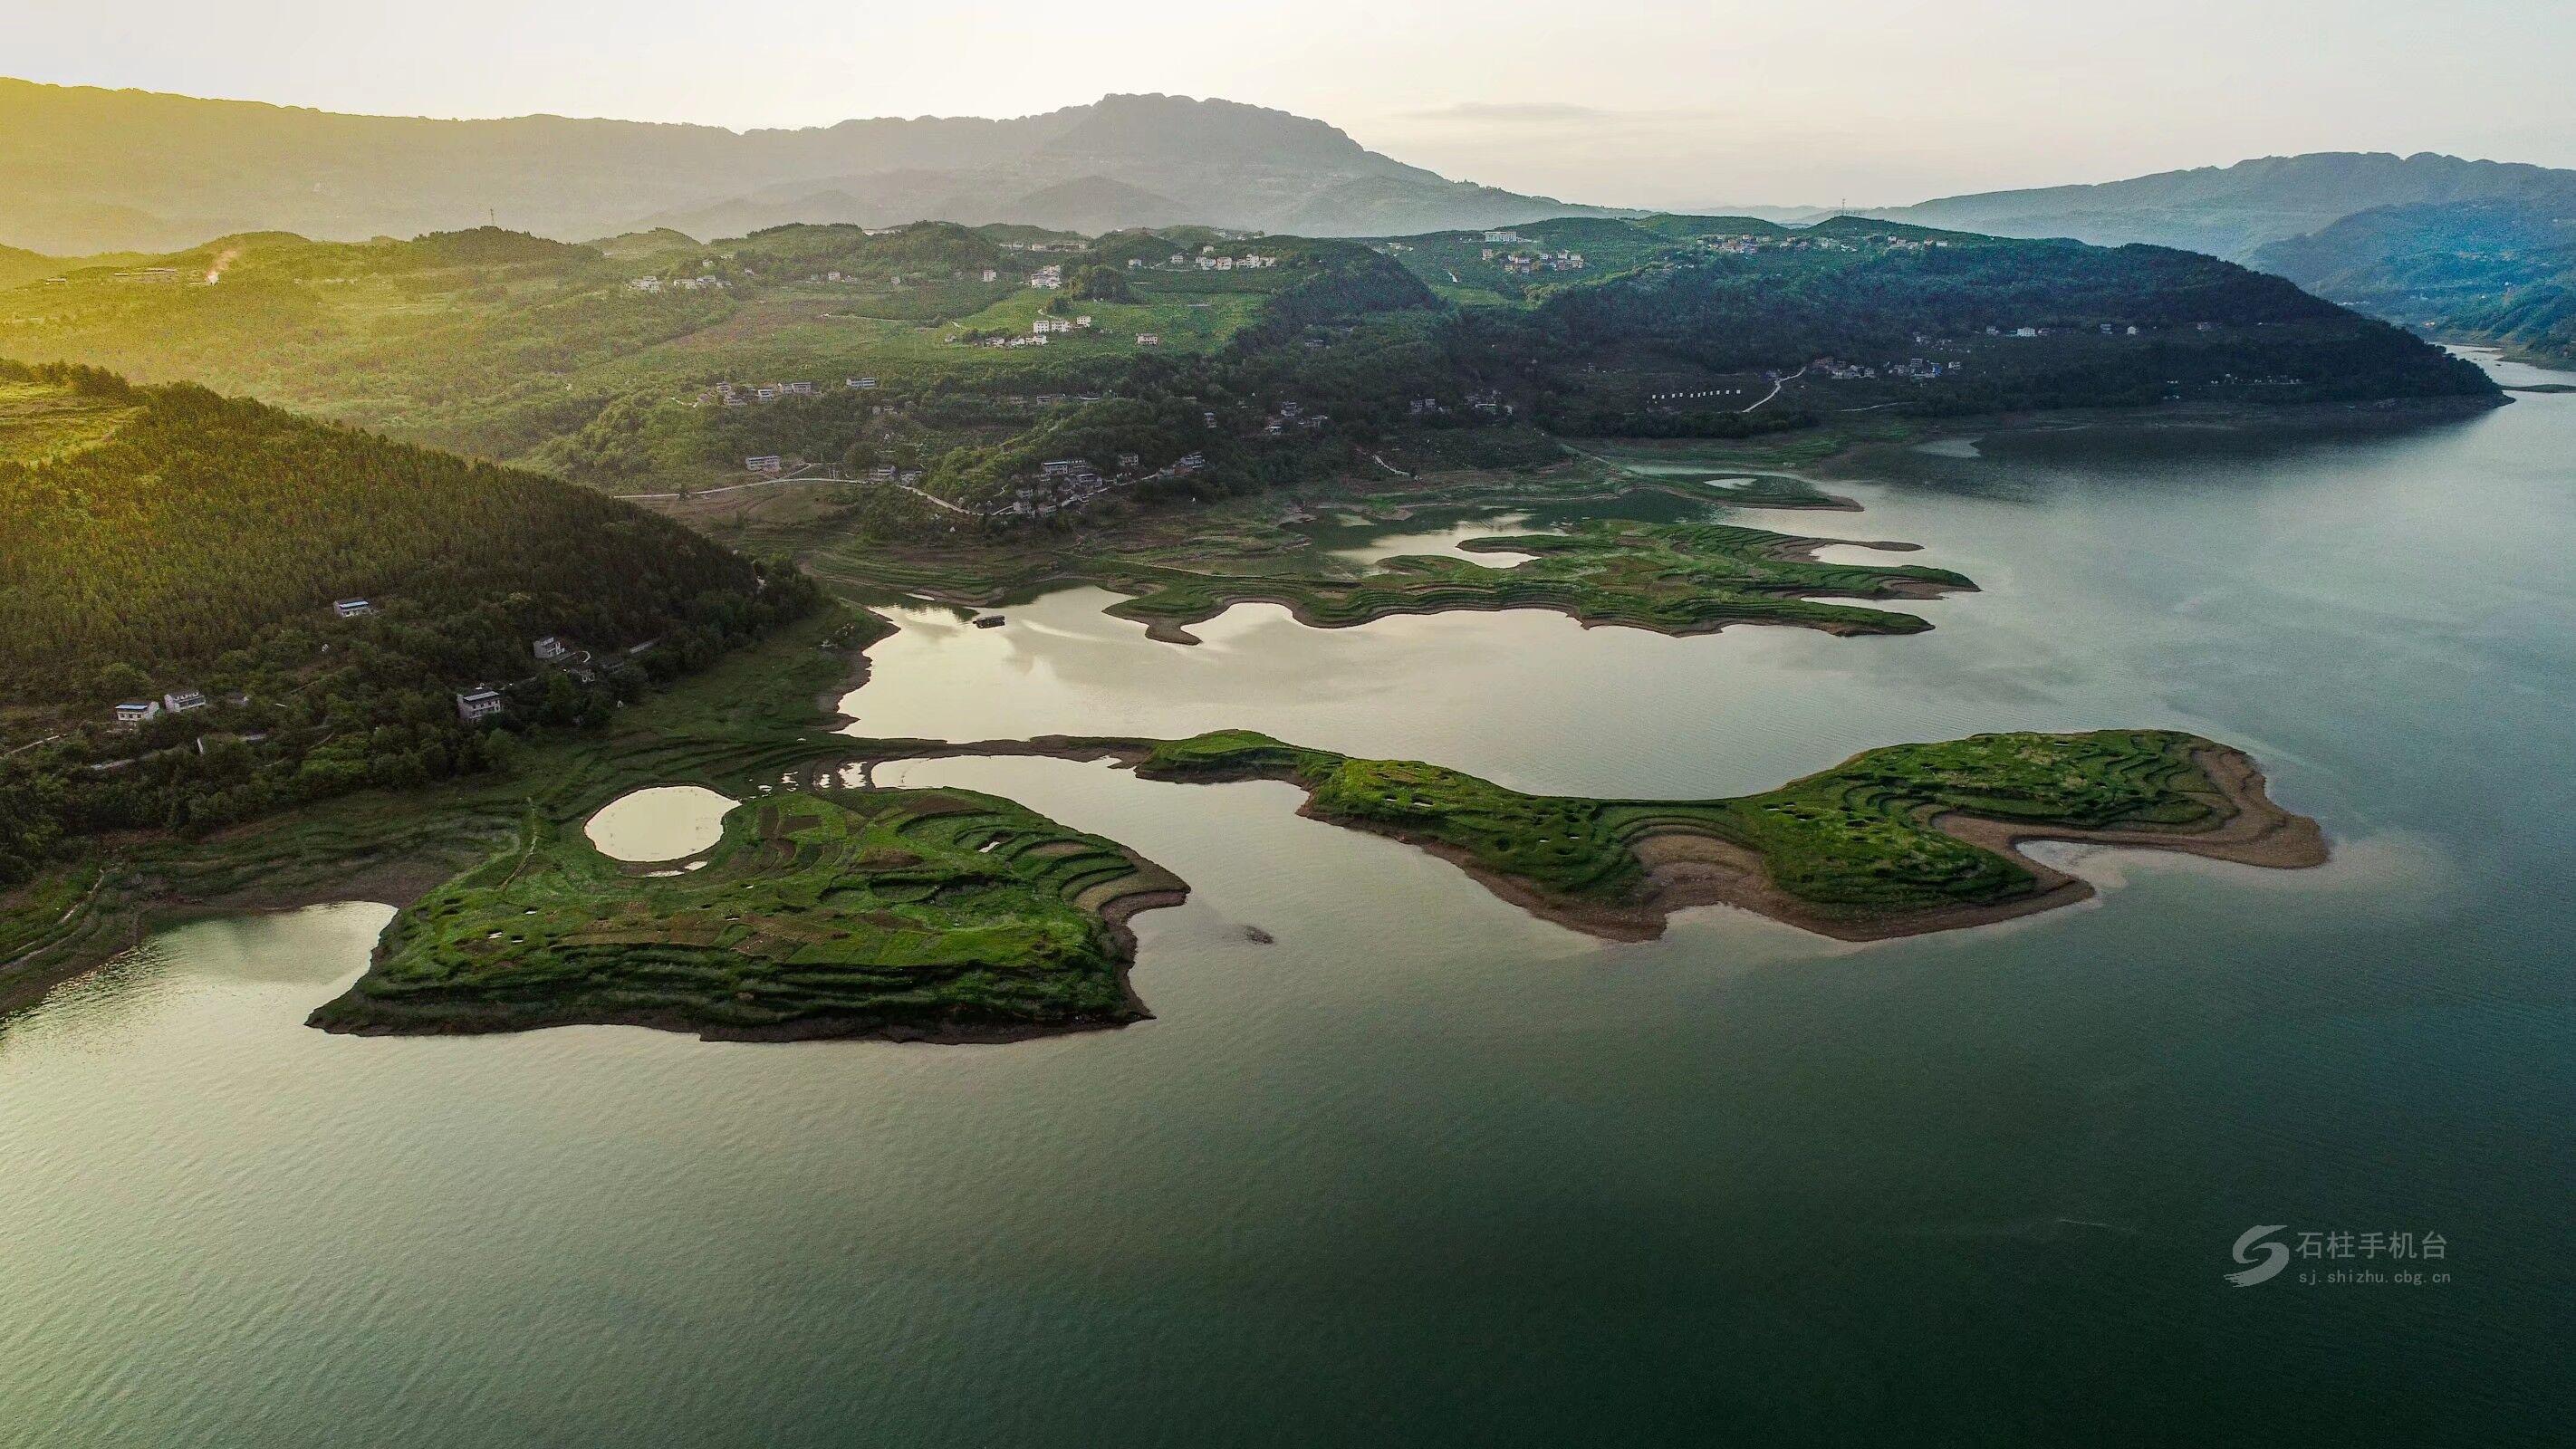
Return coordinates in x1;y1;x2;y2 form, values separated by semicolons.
840;734;2328;947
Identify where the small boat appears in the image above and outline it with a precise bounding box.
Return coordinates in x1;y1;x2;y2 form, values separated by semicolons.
974;615;1005;629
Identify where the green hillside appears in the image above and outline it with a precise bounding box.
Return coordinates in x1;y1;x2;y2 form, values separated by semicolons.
2256;199;2576;364
0;214;2497;538
0;360;818;882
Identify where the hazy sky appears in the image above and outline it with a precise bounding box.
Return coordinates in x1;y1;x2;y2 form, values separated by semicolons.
16;0;2576;206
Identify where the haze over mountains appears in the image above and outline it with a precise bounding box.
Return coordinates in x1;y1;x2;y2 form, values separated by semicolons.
0;79;1606;254
1873;152;2576;363
9;74;2576;363
1872;151;2576;262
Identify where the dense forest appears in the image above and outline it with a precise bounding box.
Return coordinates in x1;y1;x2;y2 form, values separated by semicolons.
0;360;818;882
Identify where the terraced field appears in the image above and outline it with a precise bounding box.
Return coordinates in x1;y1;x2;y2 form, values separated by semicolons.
1101;518;1975;643
1126;726;2319;938
310;784;1183;1040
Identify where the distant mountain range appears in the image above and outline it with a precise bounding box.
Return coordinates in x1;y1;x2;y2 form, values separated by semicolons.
0;78;1612;254
1876;152;2576;362
1873;152;2576;261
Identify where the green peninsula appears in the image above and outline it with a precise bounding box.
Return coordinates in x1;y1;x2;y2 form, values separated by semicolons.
1091;725;2321;940
309;785;1184;1041
299;720;2324;1042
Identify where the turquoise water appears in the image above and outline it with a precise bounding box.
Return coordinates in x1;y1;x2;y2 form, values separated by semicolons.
5;358;2571;1445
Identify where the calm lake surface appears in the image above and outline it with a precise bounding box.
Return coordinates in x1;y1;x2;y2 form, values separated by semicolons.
6;355;2572;1446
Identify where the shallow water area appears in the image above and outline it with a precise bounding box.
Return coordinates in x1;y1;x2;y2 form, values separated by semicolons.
582;784;738;860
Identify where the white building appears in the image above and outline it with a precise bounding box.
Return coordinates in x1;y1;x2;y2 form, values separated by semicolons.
332;598;375;619
745;455;783;474
114;700;162;726
162;689;209;713
533;636;570;662
455;688;505;723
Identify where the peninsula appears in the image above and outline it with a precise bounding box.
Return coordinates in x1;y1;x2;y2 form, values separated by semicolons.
306;723;2324;1041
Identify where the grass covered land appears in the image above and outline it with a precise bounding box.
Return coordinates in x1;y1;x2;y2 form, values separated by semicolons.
309;784;1183;1041
718;458;1948;641
1101;516;1971;643
1112;725;2324;939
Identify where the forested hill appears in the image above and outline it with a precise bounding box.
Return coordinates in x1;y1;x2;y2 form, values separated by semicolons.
0;360;820;882
2254;200;2576;365
1440;219;2499;436
0;360;757;691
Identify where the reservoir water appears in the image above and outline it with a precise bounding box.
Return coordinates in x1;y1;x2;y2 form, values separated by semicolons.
5;356;2571;1445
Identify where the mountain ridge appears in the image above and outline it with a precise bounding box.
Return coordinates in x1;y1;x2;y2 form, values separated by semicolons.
0;78;1613;252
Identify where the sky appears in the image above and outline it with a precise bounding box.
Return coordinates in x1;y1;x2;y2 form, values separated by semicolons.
14;0;2576;206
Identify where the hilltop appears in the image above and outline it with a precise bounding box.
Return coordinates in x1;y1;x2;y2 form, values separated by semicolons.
0;79;1610;254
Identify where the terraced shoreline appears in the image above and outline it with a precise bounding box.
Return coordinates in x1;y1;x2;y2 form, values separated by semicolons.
848;728;2326;944
309;786;1187;1042
298;720;2322;1041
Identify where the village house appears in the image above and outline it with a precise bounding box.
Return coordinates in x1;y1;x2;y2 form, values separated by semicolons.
332;598;375;619
980;269;999;282
162;689;209;714
1030;265;1064;289
454;688;505;724
783;380;815;396
845;376;879;389
1033;318;1072;335
745;455;783;474
114;699;162;726
1135;332;1160;346
533;636;570;662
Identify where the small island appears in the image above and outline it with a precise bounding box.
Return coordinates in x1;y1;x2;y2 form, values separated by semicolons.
1101;518;1974;644
864;726;2326;944
309;786;1185;1041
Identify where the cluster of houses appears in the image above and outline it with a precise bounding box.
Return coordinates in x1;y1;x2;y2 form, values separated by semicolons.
1029;264;1064;290
1705;233;1957;258
628;275;728;293
1809;356;1956;381
1126;247;1281;273
713;379;820;407
1480;247;1586;274
1033;315;1094;335
988;446;1207;522
1261;400;1330;437
112;689;209;727
451;634;630;722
